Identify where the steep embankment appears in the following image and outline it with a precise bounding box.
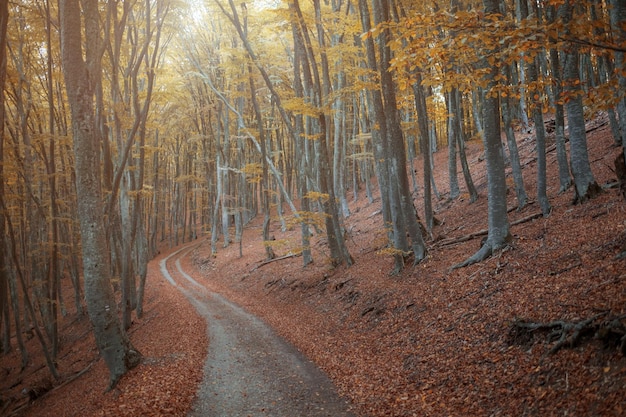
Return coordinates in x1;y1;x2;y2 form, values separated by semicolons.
182;116;626;416
4;114;625;417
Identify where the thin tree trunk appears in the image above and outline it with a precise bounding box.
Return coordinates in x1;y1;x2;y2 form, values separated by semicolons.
447;91;461;200
560;1;601;203
247;59;275;260
501;64;528;208
43;0;60;358
413;75;434;232
0;0;10;355
2;203;56;377
609;0;626;149
373;0;426;270
292;23;313;266
357;0;393;234
519;0;550;215
546;5;572;193
291;0;352;266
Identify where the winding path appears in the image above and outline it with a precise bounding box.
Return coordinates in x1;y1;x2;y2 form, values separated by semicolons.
159;243;356;417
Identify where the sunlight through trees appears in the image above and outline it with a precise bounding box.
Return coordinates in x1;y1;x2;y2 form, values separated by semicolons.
1;0;625;385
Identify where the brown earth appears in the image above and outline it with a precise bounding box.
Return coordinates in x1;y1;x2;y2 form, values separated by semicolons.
2;113;625;416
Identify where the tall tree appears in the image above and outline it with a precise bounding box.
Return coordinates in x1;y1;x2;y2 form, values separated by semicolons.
292;0;353;266
546;4;572;193
370;0;426;272
519;0;550;215
609;0;626;150
454;0;511;268
560;0;601;203
0;0;10;355
59;0;140;388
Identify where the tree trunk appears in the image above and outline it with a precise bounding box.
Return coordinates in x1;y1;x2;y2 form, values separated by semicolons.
454;0;511;268
609;0;626;154
290;0;352;267
291;20;313;266
247;61;275;260
372;0;426;271
560;1;601;203
59;0;140;388
0;0;9;355
501;62;528;209
357;0;393;236
546;5;572;194
519;0;550;215
413;75;434;232
447;91;461;200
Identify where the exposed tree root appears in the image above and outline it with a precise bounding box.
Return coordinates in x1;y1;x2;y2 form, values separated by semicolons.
450;242;494;270
572;181;603;205
507;312;626;356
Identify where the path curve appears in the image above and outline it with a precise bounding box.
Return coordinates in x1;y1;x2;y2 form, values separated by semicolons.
160;243;356;417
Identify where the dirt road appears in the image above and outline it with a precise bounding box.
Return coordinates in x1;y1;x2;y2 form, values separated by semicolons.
160;244;356;417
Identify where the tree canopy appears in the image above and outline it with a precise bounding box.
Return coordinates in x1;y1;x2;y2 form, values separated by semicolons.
1;0;625;384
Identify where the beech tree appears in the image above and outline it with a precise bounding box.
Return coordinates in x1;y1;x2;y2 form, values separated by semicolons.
609;0;626;153
0;0;9;355
358;0;426;274
59;0;140;388
518;0;550;216
453;0;511;268
3;0;625;387
559;0;601;203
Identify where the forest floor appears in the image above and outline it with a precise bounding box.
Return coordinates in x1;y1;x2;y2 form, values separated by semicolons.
2;113;626;416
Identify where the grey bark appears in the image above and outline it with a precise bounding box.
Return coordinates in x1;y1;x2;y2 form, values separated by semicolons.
214;0;351;266
247;61;275;260
357;0;393;234
519;0;550;215
372;0;426;271
501;64;528;208
560;0;601;203
292;24;313;266
454;0;511;268
447;91;461;200
609;0;626;149
0;0;9;355
545;4;572;192
290;0;352;266
59;0;140;388
413;75;434;231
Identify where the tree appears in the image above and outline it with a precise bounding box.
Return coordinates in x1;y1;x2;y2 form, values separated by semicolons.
59;0;140;388
519;0;550;216
291;0;353;267
359;0;427;274
559;0;601;203
453;0;511;268
412;74;434;231
609;0;626;155
546;4;572;194
0;0;10;355
500;62;528;208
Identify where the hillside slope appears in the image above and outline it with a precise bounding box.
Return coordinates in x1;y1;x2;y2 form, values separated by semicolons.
186;115;626;416
4;114;625;417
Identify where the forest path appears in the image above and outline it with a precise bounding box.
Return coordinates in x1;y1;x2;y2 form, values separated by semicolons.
159;241;356;417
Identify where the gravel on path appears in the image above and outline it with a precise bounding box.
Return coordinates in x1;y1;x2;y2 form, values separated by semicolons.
161;245;357;417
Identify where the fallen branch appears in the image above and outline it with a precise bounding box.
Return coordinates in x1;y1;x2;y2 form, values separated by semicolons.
250;252;302;272
437;211;544;248
9;359;98;416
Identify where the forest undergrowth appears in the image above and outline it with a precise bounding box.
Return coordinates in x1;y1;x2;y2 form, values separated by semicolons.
2;113;625;416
